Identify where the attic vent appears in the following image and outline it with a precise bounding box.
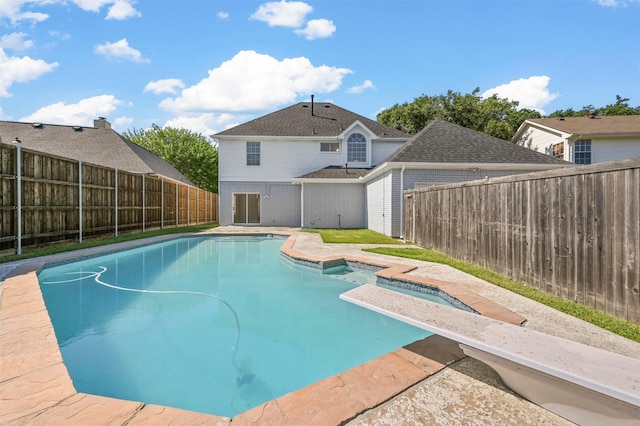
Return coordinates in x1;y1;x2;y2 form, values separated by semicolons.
302;104;308;108
73;126;83;131
32;123;42;128
324;105;330;108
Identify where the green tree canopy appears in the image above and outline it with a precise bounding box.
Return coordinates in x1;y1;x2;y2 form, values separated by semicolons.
124;125;218;193
548;95;640;118
377;88;541;141
378;92;640;143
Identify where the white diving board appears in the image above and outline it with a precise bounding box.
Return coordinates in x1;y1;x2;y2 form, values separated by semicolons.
340;284;640;426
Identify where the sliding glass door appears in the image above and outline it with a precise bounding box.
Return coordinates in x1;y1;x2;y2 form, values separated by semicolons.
233;193;260;224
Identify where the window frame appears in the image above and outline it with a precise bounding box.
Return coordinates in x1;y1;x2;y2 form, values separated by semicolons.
320;142;340;153
574;139;591;165
552;142;564;159
346;132;367;163
246;141;261;166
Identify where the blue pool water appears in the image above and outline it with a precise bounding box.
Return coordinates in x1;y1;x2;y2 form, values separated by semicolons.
38;236;440;417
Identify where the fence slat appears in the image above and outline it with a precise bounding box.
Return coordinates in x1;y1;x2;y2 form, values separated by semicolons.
404;157;640;324
0;146;217;255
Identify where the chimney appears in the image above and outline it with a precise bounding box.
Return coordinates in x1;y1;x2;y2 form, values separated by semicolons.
311;94;314;116
94;117;111;129
587;110;596;119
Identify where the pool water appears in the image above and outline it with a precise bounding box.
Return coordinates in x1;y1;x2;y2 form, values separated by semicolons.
38;236;436;417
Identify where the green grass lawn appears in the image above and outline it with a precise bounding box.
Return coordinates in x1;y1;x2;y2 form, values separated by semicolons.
365;247;640;343
0;223;218;264
303;228;405;244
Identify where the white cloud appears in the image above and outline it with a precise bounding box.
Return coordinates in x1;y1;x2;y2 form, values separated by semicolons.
164;113;240;139
294;18;335;40
112;115;133;131
49;30;71;41
0;48;58;97
482;76;558;113
251;1;313;27
73;0;112;12
159;50;352;113
19;95;122;125
144;79;184;95
106;0;141;19
0;0;138;24
217;11;229;20
94;38;149;63
595;0;640;6
0;32;33;50
72;0;140;19
0;0;50;24
346;79;375;94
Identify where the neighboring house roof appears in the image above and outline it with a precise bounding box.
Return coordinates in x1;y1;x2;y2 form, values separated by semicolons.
214;102;408;138
0;120;193;184
512;115;640;141
384;119;569;165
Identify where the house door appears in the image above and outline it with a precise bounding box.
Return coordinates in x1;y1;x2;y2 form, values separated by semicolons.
233;193;260;224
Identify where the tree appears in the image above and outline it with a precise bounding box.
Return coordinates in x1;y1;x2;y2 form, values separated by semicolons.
124;125;218;193
548;96;640;117
377;88;541;141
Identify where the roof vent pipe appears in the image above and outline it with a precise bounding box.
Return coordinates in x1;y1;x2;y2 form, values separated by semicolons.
311;94;314;116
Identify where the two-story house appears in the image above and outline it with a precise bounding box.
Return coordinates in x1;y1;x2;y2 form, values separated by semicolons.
214;101;569;237
214;100;409;228
511;115;640;164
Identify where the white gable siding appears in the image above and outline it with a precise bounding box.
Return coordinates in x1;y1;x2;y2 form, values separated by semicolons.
520;126;564;155
219;139;343;182
592;138;640;163
302;183;365;229
371;140;406;165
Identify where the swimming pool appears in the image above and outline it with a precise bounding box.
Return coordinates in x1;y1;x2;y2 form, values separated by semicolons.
38;236;443;417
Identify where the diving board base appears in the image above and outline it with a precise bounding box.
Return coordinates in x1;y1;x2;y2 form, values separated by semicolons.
340;284;640;426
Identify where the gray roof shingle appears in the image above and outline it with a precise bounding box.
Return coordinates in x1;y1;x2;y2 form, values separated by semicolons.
214;102;408;138
526;115;640;134
0;120;193;184
384;119;569;165
296;166;372;179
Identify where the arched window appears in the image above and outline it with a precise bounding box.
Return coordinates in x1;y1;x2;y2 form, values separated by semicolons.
347;132;367;163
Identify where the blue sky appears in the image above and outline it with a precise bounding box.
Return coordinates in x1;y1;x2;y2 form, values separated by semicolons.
1;0;639;138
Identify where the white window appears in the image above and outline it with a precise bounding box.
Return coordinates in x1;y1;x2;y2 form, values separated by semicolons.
347;133;366;163
574;139;591;164
320;142;340;152
246;142;260;166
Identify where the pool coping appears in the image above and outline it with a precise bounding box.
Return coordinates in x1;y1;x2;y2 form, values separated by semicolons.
0;231;526;425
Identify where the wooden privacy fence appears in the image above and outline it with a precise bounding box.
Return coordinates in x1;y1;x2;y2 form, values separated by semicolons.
404;157;640;324
0;144;217;256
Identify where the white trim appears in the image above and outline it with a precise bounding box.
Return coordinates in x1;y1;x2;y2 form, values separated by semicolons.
292;177;365;184
292;161;567;185
337;120;378;140
363;161;568;183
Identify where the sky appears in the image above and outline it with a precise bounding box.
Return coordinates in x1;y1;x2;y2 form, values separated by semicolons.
1;0;639;139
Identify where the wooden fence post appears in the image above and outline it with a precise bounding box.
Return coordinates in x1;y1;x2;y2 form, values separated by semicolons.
78;160;83;243
115;169;119;237
15;140;22;255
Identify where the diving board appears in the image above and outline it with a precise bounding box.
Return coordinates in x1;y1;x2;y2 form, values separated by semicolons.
340;284;640;426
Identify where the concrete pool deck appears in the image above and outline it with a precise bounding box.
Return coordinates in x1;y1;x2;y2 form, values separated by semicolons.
1;226;639;425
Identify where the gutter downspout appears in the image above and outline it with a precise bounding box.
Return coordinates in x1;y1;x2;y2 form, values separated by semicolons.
400;165;405;239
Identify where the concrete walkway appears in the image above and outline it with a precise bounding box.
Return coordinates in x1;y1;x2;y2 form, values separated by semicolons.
1;226;638;425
